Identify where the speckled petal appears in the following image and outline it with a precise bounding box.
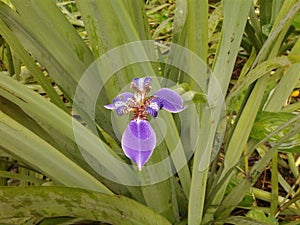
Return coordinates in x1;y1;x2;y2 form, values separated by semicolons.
121;119;156;170
153;88;185;113
146;97;163;117
104;92;134;116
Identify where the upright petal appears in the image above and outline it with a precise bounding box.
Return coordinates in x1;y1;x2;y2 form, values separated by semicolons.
130;77;152;93
153;88;185;113
122;119;156;170
104;92;134;116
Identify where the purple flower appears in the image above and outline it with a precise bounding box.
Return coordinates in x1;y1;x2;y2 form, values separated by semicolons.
105;77;185;170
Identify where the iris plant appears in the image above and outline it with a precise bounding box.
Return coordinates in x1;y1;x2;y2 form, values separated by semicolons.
105;77;185;170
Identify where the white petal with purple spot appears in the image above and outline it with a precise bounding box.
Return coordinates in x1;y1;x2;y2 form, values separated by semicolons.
104;92;134;116
146;97;163;117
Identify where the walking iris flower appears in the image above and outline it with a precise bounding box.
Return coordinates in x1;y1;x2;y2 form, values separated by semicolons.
105;77;185;170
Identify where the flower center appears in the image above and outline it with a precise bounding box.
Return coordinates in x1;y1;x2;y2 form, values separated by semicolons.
131;96;155;120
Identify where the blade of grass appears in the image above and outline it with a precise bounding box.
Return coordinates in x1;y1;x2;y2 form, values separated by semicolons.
172;0;187;46
0;1;116;137
0;73;93;168
212;0;252;92
181;0;208;87
208;3;223;42
0;1;110;132
214;216;273;225
211;75;268;219
212;0;300;220
166;0;208;87
152;17;173;39
262;33;300;217
264;37;300;111
0;170;44;185
245;21;262;52
77;0;156;75
153;6;211;221
0;0;94;94
185;0;208;61
141;175;179;223
189;1;253;224
254;0;300;65
0;17;66;111
287;154;299;178
215;114;300;218
252;188;288;206
276;1;289;27
125;0;152;40
226;56;293;104
76;0;124;57
0;111;113;194
270;153;279;216
260;0;272;29
2;42;15;76
162;111;191;198
248;5;264;46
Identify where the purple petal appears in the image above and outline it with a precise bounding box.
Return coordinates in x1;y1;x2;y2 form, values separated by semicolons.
122;119;156;170
104;92;134;116
146;97;163;117
130;77;152;93
153;88;185;113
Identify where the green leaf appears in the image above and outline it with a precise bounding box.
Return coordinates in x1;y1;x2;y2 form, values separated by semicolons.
0;0;94;94
0;186;171;225
246;209;278;225
0;15;66;111
292;13;300;30
255;0;300;63
214;76;269;219
0;111;112;194
208;4;223;42
0;171;44;185
215;115;300;218
251;111;300;153
215;215;274;225
226;56;292;104
225;177;254;207
264;36;300;111
189;1;253;224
